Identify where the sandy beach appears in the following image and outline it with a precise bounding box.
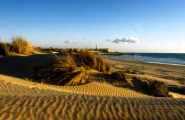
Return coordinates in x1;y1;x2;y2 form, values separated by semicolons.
108;57;185;85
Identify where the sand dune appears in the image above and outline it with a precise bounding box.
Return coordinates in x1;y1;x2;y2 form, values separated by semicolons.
0;74;148;97
0;74;185;119
0;63;185;120
0;95;185;120
0;75;66;96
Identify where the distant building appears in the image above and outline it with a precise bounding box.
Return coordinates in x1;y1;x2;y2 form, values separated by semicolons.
98;48;111;53
89;48;111;53
96;44;98;50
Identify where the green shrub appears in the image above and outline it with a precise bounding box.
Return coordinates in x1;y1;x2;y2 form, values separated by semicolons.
132;77;150;92
168;85;185;95
108;71;130;87
110;71;126;81
150;80;169;97
132;77;169;97
11;37;33;55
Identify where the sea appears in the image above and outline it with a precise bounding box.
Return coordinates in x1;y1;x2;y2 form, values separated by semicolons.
109;53;185;66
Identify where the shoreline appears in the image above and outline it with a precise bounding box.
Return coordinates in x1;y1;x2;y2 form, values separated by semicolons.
107;56;185;85
106;55;185;68
146;61;185;67
104;52;185;67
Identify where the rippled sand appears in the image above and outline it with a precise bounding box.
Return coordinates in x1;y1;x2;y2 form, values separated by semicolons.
0;95;185;120
0;75;185;119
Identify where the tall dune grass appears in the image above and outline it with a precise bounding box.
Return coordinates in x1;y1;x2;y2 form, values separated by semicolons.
72;51;111;73
11;37;34;55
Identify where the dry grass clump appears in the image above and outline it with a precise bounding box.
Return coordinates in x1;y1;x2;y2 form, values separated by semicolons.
11;37;34;55
72;51;111;73
0;42;10;56
33;62;85;86
34;68;89;86
105;71;131;87
132;77;169;97
33;56;90;86
51;55;77;70
66;68;90;85
32;51;111;86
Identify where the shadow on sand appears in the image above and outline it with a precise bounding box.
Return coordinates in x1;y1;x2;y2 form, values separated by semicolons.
0;54;56;79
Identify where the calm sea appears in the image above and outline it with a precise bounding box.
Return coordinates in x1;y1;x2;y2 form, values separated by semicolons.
109;53;185;66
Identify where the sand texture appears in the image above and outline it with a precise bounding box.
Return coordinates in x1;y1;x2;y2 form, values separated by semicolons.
0;95;185;120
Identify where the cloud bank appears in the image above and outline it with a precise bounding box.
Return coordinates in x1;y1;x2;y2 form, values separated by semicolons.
108;37;139;44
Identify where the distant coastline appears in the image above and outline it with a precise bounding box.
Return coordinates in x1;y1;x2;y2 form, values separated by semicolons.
106;53;185;66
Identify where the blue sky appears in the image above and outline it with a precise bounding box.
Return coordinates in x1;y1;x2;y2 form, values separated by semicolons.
0;0;185;52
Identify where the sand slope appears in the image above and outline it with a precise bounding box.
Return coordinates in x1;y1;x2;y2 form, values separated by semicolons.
0;75;148;97
62;82;149;97
0;75;66;96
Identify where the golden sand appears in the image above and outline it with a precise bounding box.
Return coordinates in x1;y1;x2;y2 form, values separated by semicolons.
0;95;185;120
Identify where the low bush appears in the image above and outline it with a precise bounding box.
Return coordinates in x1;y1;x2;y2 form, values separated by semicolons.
132;77;169;97
132;77;150;92
168;85;185;95
108;71;130;87
150;80;169;97
110;71;126;80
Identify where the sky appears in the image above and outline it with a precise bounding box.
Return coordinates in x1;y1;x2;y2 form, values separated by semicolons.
0;0;185;53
